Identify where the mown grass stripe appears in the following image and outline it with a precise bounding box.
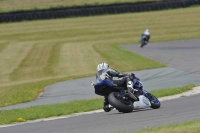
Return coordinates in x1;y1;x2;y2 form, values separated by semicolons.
0;42;34;81
43;42;63;76
0;42;9;53
10;43;54;81
56;42;104;76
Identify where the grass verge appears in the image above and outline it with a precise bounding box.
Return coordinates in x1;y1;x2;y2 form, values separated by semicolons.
0;84;195;125
93;44;165;72
116;120;200;133
0;73;94;107
149;84;195;98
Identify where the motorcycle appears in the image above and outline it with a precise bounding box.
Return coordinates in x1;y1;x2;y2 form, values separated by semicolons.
140;35;148;48
91;78;160;113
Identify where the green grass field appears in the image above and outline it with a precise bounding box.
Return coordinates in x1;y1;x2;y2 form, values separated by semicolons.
0;0;157;13
0;7;200;107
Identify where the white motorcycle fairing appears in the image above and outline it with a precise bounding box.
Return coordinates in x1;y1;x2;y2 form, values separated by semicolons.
133;95;151;110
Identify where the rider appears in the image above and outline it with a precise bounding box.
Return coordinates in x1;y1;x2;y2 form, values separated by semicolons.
95;62;140;112
141;29;150;43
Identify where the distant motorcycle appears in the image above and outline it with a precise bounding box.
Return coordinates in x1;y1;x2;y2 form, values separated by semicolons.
140;35;148;48
91;78;160;113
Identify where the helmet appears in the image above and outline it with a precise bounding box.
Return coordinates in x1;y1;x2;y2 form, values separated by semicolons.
97;62;109;71
144;29;150;36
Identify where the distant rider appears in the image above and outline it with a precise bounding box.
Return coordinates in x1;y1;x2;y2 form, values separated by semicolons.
95;62;141;112
141;29;150;43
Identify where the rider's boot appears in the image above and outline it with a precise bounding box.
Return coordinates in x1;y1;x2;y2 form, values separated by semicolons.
103;96;112;112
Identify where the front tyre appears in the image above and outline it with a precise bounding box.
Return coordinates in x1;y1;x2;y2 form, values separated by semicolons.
147;93;161;109
108;92;133;113
140;39;147;48
140;41;145;48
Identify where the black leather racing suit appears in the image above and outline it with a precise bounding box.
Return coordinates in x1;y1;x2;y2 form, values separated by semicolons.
96;68;127;88
141;33;150;43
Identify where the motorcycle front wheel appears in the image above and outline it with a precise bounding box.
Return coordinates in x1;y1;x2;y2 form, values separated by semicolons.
108;92;133;113
140;41;147;48
147;93;161;109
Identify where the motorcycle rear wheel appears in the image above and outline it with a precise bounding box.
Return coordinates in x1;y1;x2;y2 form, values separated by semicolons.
108;92;133;113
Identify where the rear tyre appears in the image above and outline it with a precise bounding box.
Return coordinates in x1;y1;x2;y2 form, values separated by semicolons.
108;92;133;113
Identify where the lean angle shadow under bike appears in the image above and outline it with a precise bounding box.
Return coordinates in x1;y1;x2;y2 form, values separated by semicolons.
91;79;160;113
140;35;148;48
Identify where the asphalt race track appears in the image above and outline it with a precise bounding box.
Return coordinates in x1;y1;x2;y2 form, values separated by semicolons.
123;39;200;75
0;39;200;133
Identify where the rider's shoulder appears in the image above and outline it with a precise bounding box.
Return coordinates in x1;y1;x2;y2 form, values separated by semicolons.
107;68;118;72
134;76;140;81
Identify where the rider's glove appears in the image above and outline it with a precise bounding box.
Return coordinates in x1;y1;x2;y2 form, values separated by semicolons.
127;81;134;92
127;81;138;100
